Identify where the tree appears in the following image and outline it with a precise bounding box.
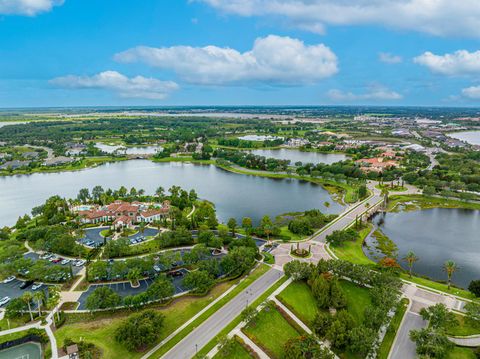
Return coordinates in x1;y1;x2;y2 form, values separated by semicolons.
138;221;146;235
348;326;376;357
5;298;27;319
443;260;458;290
22;291;34;322
469;280;480;297
220;246;256;277
284;260;312;281
420;304;458;330
182;270;214;294
217;336;236;358
77;188;90;204
146;275;174;302
85;286;122;311
155;186;165;198
227;218;237;236
284;335;334;359
127;268;142;287
241;217;252;234
260;215;273;243
313;312;332;338
326;311;354;350
403;250;418;278
33;291;44;317
115;310;164;351
410;328;452;358
241;305;258;326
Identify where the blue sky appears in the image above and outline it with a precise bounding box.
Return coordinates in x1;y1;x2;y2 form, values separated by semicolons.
1;0;480;107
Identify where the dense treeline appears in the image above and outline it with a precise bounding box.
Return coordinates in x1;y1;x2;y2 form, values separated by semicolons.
216;149;290;171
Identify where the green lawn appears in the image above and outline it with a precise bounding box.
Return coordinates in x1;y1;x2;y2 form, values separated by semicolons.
276;280;318;326
213;336;253;359
400;274;476;300
330;224;376;265
377;298;409;359
242;307;300;358
339;280;372;325
447;314;480;337
446;347;476;359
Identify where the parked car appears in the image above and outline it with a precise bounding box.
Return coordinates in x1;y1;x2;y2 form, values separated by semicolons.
74;259;86;267
49;256;58;262
0;296;10;306
40;253;52;260
32;283;43;291
20;280;34;289
153;265;162;272
51;257;63;264
3;276;15;284
61;259;70;265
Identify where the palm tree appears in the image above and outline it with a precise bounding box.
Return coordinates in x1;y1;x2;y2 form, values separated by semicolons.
22;291;34;322
403;251;419;278
444;260;458;290
139;221;146;235
33;291;44;317
127;268;142;287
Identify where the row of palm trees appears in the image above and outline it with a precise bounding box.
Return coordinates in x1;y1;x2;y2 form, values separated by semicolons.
21;290;45;322
403;251;458;289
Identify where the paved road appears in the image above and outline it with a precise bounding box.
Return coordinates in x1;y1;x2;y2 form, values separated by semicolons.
312;193;383;243
390;310;427;359
161;268;283;359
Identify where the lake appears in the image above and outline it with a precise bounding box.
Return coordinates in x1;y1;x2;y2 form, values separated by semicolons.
0;160;342;226
249;148;346;165
447;131;480;146
95;143;162;155
365;208;480;288
0;121;27;128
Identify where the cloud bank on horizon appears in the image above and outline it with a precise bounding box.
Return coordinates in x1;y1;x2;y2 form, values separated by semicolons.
1;0;480;106
0;0;63;16
198;0;480;38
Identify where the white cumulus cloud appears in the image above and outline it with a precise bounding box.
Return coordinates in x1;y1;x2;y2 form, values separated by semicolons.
114;35;338;86
328;85;402;102
197;0;480;38
414;50;480;76
50;71;179;100
379;52;402;64
462;86;480;99
0;0;63;16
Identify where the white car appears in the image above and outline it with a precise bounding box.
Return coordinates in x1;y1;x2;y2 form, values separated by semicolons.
40;253;52;260
0;297;10;306
75;260;86;267
61;259;71;265
3;276;15;284
32;283;43;291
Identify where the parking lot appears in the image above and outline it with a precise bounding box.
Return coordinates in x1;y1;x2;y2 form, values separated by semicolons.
77;269;189;310
23;252;84;276
79;226;111;247
0;279;48;308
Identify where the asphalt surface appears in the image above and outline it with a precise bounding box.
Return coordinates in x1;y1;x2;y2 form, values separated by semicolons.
80;226;159;246
77;269;189;310
312;194;383;243
23;252;84;275
0;279;48;308
390;310;427;359
162;268;283;359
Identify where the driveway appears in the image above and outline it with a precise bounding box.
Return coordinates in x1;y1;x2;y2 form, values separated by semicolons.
79;226;110;246
390;309;427;359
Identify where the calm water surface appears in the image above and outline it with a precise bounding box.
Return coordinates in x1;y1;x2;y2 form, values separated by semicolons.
366;208;480;288
447;131;480;146
0;121;27;128
249;148;346;165
0;160;342;226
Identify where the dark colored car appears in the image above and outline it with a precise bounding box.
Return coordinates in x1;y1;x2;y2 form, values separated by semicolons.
20;280;34;289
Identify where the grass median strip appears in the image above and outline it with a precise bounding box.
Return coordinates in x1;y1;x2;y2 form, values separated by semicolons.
147;263;270;358
197;275;288;357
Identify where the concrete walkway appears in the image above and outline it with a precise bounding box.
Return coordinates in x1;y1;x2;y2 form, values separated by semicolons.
235;331;270;359
448;335;480;347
